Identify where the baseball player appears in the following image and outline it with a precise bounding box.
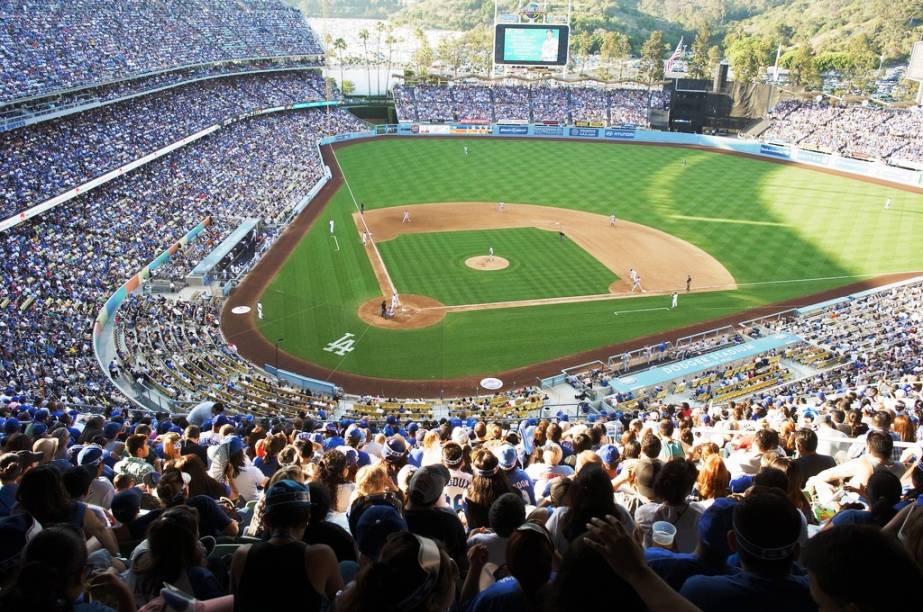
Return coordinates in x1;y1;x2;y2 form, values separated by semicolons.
390;290;401;311
361;231;368;246
498;201;505;213
629;268;646;293
885;198;892;210
686;274;692;292
682;159;688;169
402;210;411;223
609;214;616;227
488;246;494;262
671;292;678;309
329;219;335;233
464;145;469;156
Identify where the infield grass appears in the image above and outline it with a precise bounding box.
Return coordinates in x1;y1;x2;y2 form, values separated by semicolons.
377;227;618;305
251;137;923;380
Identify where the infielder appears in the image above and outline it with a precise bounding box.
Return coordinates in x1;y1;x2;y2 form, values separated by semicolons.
361;231;368;246
686;274;692;292
609;214;616;227
671;292;678;309
498;201;505;213
488;246;494;262
629;268;646;293
402;210;411;223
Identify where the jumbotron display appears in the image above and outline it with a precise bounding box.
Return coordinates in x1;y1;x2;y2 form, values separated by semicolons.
494;24;569;66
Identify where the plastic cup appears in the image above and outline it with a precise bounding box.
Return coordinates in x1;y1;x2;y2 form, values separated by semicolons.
651;521;677;547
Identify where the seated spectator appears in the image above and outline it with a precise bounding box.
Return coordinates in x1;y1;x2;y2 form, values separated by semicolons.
680;487;814;612
405;464;467;574
304;481;358;563
693;454;730;507
317;449;355;514
829;469;902;528
467;492;526;568
802;525;921;610
808;431;906;503
636;459;703;553
726;429;781;476
126;504;222;606
791;428;836;485
112;487;161;542
0;453;24;517
171;454;227;500
338;532;457;612
156;469;238;538
115;434;155;481
231;480;342;610
645;497;738;590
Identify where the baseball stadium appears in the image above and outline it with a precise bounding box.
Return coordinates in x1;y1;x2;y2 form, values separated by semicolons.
2;0;923;610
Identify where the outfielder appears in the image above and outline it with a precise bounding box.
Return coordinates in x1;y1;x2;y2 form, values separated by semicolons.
671;292;678;309
329;219;335;233
464;145;469;156
885;198;892;210
402;210;411;223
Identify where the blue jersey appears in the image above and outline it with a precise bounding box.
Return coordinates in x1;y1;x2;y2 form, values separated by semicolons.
505;468;536;505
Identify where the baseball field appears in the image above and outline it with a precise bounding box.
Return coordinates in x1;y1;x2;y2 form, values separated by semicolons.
223;137;923;392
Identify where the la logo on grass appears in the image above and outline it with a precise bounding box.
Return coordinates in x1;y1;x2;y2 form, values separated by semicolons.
323;333;356;356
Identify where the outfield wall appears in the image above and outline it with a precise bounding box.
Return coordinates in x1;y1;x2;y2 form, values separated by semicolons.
321;123;923;188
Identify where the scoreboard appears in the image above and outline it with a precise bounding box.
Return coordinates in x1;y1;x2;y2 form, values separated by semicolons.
494;24;569;66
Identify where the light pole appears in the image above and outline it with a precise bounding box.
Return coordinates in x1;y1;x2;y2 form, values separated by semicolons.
274;338;285;370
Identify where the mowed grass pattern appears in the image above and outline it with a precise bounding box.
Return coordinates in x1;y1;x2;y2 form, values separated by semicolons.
377;228;618;305
253;137;923;380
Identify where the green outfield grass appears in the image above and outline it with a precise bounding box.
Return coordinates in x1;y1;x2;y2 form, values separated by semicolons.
251;137;923;380
377;227;618;305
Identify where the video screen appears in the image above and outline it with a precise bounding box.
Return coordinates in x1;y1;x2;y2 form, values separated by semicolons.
495;24;569;66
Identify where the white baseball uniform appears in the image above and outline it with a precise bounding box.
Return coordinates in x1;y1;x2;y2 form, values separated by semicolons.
402;211;411;223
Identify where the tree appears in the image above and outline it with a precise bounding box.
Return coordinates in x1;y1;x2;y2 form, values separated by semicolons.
341;80;356;96
437;36;466;78
725;35;773;83
375;21;387;95
785;45;821;90
844;34;877;94
689;26;711;79
707;45;722;79
412;27;435;76
359;28;371;96
385;31;399;94
571;31;593;75
639;31;667;87
599;31;631;81
333;37;348;92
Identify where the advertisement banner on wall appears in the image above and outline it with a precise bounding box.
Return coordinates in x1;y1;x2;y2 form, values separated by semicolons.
795;149;830;166
604;127;636;139
533;125;564;136
759;143;791;158
498;125;530;135
451;125;492;135
415;124;452;135
569;127;600;138
574;120;606;128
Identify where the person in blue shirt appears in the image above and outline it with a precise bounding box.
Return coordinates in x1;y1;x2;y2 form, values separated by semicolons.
496;444;536;505
680;487;815;612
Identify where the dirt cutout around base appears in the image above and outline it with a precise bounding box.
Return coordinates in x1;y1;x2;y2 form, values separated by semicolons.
353;203;736;314
357;294;447;329
465;255;510;271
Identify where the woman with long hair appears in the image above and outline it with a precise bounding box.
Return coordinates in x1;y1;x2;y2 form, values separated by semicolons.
465;448;516;530
546;464;633;555
317;449;355;513
128;505;221;605
694;454;730;506
254;433;287;478
768;456;814;522
338;532;456;612
248;464;306;538
831;470;902;528
172;453;228;499
893;415;916;444
0;525;134;612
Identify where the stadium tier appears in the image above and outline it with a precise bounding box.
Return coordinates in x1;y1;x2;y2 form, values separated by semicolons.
0;0;323;103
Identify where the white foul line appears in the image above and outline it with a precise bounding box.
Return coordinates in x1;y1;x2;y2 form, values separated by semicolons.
328;147;396;295
614;307;671;316
331;235;340;252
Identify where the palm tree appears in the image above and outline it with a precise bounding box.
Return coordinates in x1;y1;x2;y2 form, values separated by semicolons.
359;28;371;97
375;21;387;96
385;32;398;95
333;37;347;94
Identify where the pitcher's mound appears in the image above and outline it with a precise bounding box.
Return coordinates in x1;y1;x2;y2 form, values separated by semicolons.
358;294;447;330
465;256;509;271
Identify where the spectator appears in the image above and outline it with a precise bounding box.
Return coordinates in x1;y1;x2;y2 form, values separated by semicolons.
636;459;703;553
467;492;526;568
465;448;517;530
404;464;467;574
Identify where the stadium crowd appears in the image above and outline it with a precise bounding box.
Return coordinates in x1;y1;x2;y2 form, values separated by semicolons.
0;348;921;610
0;0;323;102
1;71;330;218
393;83;666;126
0;106;363;413
763;99;923;164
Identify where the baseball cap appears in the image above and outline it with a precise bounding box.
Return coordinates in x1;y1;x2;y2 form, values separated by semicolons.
77;445;104;467
408;465;450;506
496;444;518;470
214;415;231;428
355;505;407;559
111;488;143;524
265;480;312;513
698;497;737;558
103;422;122;440
451;427;470;446
226;436;244;457
336;446;359;468
383;436;408;461
596;444;620;468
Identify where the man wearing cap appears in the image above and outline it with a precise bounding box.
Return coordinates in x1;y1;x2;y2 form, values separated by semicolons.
78;445;115;509
404;464;468;575
680;488;814;612
112;487;161;541
354;504;408;564
645;497;739;591
496;444;536;506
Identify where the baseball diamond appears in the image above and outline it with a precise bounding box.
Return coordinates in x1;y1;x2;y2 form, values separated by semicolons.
220;136;923;394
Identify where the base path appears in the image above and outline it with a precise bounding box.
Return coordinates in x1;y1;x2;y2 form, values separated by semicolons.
357;294;446;329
